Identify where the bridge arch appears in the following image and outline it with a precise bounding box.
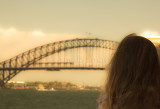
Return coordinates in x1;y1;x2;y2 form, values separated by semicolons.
0;38;118;86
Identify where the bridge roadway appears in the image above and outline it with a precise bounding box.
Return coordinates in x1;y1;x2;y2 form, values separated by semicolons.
0;67;105;71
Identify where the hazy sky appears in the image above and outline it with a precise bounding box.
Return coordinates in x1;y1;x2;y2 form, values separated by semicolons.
1;0;160;40
0;0;160;85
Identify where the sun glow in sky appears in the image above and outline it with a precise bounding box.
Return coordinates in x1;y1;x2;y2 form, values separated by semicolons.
141;31;160;45
141;31;160;38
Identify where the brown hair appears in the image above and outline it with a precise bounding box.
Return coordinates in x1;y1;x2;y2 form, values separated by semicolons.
156;45;160;63
102;34;160;109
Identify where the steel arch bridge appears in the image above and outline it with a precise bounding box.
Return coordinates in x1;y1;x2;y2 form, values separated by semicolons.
0;38;118;87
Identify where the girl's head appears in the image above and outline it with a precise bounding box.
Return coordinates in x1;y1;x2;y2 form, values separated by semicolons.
104;34;160;109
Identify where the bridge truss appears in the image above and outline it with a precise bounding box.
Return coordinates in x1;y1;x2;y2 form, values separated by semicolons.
0;38;118;87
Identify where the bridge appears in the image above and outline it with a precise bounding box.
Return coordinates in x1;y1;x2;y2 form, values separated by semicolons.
0;38;118;87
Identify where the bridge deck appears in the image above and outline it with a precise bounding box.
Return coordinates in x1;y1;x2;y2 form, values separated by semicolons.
0;67;105;70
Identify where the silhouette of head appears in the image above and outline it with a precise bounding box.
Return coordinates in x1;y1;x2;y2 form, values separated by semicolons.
103;34;160;109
